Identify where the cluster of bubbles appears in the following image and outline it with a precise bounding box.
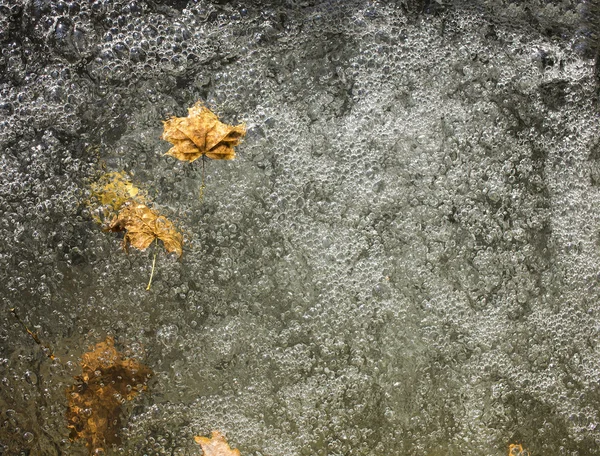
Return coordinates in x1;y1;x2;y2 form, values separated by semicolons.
2;0;600;454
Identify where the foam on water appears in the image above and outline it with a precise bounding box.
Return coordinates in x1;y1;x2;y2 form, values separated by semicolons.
1;0;599;454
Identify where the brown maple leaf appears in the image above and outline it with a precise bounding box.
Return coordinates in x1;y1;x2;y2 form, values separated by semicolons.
108;201;183;257
195;431;241;456
161;102;246;162
66;337;152;454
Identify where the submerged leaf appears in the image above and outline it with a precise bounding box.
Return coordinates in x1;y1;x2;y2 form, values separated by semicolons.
161;102;246;162
66;337;152;454
90;171;144;211
89;171;146;224
194;431;241;456
108;201;183;257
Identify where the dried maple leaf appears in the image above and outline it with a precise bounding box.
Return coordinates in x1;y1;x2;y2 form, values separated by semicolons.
66;337;152;454
108;201;183;257
195;431;241;456
161;102;246;162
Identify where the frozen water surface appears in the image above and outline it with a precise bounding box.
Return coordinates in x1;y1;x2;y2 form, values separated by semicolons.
1;0;600;454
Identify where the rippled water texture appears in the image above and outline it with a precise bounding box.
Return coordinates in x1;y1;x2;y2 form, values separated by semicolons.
1;0;599;454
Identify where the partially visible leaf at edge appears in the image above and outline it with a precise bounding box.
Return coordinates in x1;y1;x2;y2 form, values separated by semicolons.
194;431;241;456
508;444;530;456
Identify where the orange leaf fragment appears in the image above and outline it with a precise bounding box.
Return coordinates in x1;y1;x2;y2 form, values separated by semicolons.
108;201;183;257
194;431;241;456
161;102;246;162
66;337;152;454
509;443;530;456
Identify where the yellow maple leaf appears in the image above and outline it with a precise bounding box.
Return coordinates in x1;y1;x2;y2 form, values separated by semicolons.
194;431;241;456
161;102;246;162
89;171;146;224
90;171;144;211
108;201;183;257
66;337;152;454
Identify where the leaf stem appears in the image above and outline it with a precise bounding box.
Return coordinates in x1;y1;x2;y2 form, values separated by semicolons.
199;154;206;202
146;239;158;290
10;308;55;359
